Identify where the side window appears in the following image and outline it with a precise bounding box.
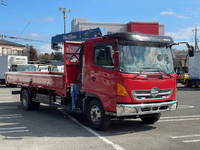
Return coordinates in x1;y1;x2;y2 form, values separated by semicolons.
94;44;114;70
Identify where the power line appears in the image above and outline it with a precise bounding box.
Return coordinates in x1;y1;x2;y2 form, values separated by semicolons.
0;0;7;6
0;34;50;43
21;21;31;34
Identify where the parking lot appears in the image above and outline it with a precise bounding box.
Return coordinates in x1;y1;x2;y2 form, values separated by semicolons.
0;85;199;150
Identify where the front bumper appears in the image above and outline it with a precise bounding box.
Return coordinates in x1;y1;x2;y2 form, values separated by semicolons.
116;100;177;116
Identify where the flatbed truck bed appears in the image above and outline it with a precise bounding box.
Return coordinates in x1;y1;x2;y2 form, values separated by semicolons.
6;72;66;96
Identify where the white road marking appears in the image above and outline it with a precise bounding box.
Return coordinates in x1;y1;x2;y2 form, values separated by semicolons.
159;118;200;122
183;139;200;143
171;134;200;139
172;134;200;143
62;111;125;150
159;115;200;122
0;114;21;117
0;114;22;119
0;94;11;96
0;92;11;94
0;130;29;134
0;126;27;130
0;123;17;126
161;115;200;119
178;105;195;109
0;100;18;103
0;97;14;99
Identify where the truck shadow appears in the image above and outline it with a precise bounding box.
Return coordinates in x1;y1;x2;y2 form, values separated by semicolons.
74;114;156;135
100;120;156;136
0;103;156;139
0;85;18;88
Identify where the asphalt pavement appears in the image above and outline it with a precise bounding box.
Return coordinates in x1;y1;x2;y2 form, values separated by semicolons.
0;85;200;150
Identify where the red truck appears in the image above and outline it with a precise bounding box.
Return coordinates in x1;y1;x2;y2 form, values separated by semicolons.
6;32;194;130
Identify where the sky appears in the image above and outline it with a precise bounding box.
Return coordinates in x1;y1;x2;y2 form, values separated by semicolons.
0;0;200;52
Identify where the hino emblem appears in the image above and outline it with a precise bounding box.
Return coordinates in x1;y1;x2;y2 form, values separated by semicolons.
150;87;159;97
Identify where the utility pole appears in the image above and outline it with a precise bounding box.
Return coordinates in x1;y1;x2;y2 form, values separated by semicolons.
59;8;71;34
192;26;200;52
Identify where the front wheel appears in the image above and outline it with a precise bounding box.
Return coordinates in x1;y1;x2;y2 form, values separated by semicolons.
87;99;110;130
140;113;161;124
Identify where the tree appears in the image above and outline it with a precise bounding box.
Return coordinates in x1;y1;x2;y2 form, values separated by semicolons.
23;45;38;61
38;52;64;62
53;52;64;61
38;53;51;61
29;46;38;61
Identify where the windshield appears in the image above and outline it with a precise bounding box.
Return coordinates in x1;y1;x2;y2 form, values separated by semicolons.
119;44;174;74
16;65;37;72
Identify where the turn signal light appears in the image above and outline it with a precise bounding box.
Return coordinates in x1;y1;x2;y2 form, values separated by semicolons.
116;83;129;96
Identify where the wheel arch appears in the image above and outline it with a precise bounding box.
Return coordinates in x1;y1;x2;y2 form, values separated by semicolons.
21;87;29;100
20;86;35;100
83;92;104;113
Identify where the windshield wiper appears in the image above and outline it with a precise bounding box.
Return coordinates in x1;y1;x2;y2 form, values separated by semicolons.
140;67;161;73
137;67;160;75
158;69;174;78
140;67;173;78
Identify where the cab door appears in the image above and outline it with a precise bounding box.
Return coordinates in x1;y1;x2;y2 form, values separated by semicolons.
84;39;117;112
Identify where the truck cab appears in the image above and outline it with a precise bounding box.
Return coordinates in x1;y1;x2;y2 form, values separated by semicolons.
65;32;177;129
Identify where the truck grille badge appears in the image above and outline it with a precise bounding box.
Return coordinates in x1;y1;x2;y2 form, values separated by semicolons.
133;88;172;100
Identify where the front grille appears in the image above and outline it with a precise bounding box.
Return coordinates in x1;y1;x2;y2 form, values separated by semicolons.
141;106;169;112
132;89;172;100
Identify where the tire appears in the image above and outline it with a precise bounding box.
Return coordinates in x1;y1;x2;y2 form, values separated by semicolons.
185;79;192;88
140;113;161;124
20;89;40;110
184;79;189;87
87;99;110;130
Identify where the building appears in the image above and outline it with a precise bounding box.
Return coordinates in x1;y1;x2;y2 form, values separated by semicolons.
0;40;25;56
71;18;164;35
71;18;127;34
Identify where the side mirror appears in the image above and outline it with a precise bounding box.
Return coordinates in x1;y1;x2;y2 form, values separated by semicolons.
188;46;194;57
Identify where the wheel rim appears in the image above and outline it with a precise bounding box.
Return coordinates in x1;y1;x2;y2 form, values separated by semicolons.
90;105;102;124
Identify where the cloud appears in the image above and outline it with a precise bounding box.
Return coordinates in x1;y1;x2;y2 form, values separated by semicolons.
166;27;194;41
27;32;45;39
21;17;55;23
176;15;190;19
38;43;53;53
166;27;197;50
42;17;55;23
152;17;158;21
160;10;190;20
160;11;176;16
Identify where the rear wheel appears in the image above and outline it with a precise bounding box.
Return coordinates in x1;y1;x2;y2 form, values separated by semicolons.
87;99;110;130
21;89;40;110
185;79;193;88
140;113;161;124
